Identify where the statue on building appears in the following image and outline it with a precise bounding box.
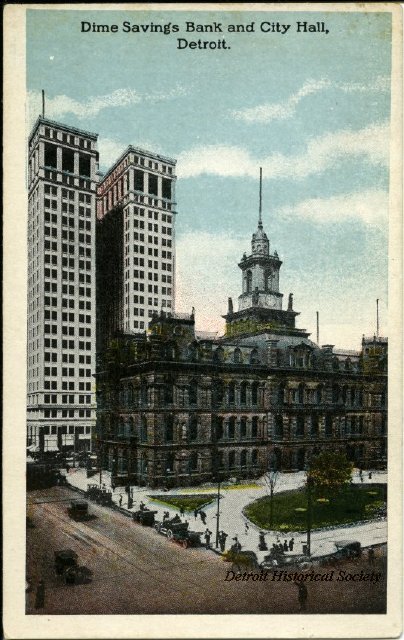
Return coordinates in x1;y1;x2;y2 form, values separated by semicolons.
288;293;293;311
227;297;233;315
181;423;187;440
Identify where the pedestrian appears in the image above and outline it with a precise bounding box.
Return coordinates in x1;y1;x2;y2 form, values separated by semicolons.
289;537;295;552
283;539;288;552
200;511;207;525
163;510;169;521
296;582;308;612
219;531;228;552
180;505;185;517
204;528;212;549
368;547;375;565
140;501;145;511
35;580;45;609
232;536;241;553
119;494;123;507
245;522;249;535
194;508;199;520
368;472;373;480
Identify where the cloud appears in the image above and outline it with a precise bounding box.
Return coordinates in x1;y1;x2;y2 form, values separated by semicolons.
175;231;246;333
27;85;186;125
279;190;389;227
177;121;389;180
232;76;390;124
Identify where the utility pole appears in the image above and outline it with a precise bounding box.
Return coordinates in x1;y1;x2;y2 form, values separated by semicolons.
215;479;221;548
42;89;45;117
306;476;312;556
376;298;379;338
316;311;319;345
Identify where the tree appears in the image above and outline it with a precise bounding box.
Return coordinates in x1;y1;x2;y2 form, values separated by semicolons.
307;451;353;495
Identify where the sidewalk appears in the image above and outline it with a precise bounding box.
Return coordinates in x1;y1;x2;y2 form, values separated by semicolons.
64;467;387;563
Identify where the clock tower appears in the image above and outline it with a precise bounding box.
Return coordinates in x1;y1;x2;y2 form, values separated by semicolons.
223;168;307;339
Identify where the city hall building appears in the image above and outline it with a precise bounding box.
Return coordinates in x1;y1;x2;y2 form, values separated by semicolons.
95;210;387;487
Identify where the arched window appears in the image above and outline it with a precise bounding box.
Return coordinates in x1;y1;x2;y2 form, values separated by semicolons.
240;417;247;439
166;452;175;474
213;346;224;363
189;451;198;472
246;270;252;294
140;380;148;406
332;384;340;403
240;450;247;468
228;381;235;405
141;416;148;442
212;379;224;406
189;379;198;406
325;415;332;438
214;416;224;440
264;271;272;292
298;383;305;404
189;415;198;441
251;382;259;405
274;414;283;438
315;385;323;404
165;414;174;442
278;383;285;405
164;379;174;404
228;451;236;468
296;415;305;437
233;348;242;364
251;416;258;439
251;449;258;465
311;415;319;436
240;381;247;405
250;349;259;365
228;417;235;439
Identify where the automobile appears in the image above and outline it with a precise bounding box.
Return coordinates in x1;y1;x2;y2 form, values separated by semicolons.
260;553;308;569
132;507;158;527
154;514;189;539
170;529;203;549
333;540;362;559
54;549;92;585
85;484;101;501
67;499;90;521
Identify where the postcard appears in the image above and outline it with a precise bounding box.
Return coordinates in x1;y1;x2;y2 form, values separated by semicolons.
3;2;403;638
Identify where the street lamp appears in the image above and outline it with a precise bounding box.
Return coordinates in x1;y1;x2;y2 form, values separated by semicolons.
305;461;313;557
215;478;221;548
264;453;279;529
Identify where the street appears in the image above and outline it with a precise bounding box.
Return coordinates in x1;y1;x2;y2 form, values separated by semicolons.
26;486;387;615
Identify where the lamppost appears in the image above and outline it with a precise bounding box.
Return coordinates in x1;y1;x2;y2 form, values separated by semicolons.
215;478;221;548
305;461;313;557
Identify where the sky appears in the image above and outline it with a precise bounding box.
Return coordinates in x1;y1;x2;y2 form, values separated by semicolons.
26;8;392;349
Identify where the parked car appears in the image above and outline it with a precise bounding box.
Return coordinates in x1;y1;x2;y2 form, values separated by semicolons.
132;507;158;527
170;529;203;549
333;540;362;559
67;499;90;521
54;549;92;585
154;514;189;539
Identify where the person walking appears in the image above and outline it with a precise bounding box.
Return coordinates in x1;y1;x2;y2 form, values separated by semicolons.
296;582;308;612
194;508;199;520
35;580;45;609
219;531;228;552
180;505;185;517
283;539;288;552
368;547;375;565
200;511;207;525
245;522;249;535
204;528;212;549
119;494;123;507
289;537;295;552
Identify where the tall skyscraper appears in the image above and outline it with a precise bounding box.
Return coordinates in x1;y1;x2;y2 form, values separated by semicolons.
96;146;177;347
27;117;98;453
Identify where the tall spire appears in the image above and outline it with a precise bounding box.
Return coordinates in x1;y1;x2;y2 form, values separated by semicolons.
258;167;263;229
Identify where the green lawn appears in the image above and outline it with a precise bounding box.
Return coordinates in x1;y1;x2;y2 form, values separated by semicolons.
244;484;387;532
149;494;216;512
